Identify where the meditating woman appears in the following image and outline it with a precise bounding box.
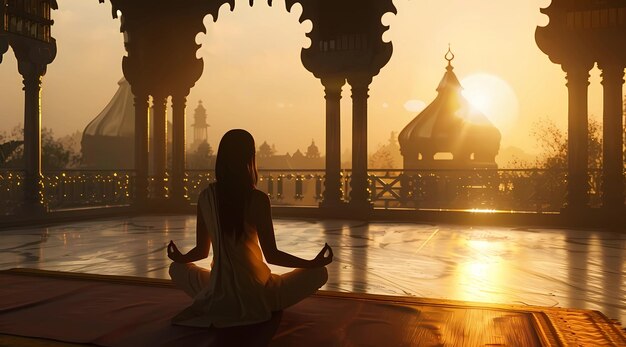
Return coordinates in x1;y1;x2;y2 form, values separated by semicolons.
167;129;332;327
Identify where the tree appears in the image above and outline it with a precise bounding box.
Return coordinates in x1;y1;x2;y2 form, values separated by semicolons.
369;146;394;168
368;132;402;169
187;140;214;169
529;116;602;169
0;125;78;170
0;141;23;165
509;116;605;210
257;141;276;158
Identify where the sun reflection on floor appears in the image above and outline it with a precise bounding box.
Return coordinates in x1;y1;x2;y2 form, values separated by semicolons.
0;215;624;324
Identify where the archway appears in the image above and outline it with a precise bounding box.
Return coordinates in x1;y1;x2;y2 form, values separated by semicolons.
107;0;396;214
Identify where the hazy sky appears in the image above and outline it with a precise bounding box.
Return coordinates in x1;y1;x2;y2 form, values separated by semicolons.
0;0;611;156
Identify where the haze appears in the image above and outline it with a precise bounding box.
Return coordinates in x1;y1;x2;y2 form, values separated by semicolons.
0;0;608;158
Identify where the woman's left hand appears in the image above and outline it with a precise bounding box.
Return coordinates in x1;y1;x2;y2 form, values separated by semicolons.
167;240;183;262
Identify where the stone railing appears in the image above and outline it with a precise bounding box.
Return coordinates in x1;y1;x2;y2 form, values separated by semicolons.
186;169;327;206
0;170;134;214
0;168;611;215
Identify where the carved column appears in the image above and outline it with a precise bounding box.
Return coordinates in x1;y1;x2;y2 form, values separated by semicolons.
563;64;592;210
133;93;150;205
18;60;46;212
152;95;168;200
171;94;187;203
348;75;373;210
599;63;625;211
320;77;345;207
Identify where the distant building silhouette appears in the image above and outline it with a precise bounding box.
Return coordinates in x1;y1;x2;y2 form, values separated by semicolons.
82;78;172;171
399;50;501;170
305;139;320;158
256;140;324;170
370;132;402;169
81;78;135;169
190;100;209;152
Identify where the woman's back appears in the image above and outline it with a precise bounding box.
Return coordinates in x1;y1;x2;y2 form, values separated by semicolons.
168;129;331;329
172;184;272;328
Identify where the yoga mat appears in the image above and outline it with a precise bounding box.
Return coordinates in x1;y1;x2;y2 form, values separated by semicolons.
1;269;624;346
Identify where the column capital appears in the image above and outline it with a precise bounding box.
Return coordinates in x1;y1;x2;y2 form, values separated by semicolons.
561;59;594;74
563;64;591;88
11;38;56;79
321;77;345;90
599;63;625;85
152;94;168;107
171;93;188;106
347;74;373;88
133;92;149;104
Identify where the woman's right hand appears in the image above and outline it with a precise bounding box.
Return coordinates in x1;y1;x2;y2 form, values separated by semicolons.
167;240;183;263
312;243;333;267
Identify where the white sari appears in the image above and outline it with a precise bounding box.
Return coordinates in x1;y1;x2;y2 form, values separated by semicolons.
172;184;272;328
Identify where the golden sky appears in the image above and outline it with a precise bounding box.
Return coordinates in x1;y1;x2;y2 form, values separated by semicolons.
0;0;610;157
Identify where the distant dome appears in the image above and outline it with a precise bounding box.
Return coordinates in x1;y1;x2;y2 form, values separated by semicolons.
81;78;135;169
83;78;135;138
399;50;501;169
306;139;320;158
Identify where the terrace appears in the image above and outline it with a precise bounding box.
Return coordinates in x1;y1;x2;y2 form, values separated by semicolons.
1;0;625;345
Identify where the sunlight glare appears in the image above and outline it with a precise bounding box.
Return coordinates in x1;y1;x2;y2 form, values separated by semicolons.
461;74;519;135
404;99;426;113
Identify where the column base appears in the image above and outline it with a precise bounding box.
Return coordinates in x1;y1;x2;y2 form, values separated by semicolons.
319;199;346;209
18;201;48;215
348;200;374;220
318;200;348;219
601;206;626;229
560;205;592;216
319;200;375;220
169;196;191;212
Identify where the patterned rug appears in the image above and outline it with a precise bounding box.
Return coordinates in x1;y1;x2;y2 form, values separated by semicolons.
1;268;624;346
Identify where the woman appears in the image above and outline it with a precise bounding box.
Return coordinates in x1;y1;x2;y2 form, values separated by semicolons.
167;129;333;328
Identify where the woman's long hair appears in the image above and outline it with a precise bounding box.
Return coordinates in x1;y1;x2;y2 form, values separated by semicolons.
215;129;258;240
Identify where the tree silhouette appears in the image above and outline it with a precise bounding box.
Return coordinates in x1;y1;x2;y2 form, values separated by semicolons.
0;126;78;170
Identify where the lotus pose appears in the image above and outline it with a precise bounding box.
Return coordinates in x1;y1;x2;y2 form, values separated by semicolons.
168;129;332;327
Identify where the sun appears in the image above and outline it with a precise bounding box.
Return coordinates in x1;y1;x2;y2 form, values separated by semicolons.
460;74;519;134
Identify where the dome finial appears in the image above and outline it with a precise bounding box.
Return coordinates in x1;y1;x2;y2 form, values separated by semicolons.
445;44;455;69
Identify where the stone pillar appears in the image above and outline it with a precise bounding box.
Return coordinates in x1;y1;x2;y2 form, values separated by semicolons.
563;64;592;210
152;95;168;199
320;77;345;208
599;63;625;211
171;94;188;203
133;93;150;205
348;75;373;210
18;61;46;213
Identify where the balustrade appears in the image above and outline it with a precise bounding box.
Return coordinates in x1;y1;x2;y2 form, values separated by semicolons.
0;168;615;216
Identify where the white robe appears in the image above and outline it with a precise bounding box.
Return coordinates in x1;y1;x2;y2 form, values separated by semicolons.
172;184;272;328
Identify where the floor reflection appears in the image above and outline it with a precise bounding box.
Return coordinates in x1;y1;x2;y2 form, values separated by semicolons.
0;215;624;324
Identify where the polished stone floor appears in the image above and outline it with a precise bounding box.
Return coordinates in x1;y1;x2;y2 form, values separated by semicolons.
1;215;624;325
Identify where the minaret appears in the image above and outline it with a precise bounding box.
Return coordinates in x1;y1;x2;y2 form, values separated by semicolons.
191;100;209;150
306;139;320;158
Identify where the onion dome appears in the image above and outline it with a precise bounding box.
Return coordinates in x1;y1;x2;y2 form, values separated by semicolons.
83;78;135;138
81;78;136;169
398;49;501;169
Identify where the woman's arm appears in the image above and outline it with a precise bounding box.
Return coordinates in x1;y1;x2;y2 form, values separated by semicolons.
251;190;332;268
168;198;211;263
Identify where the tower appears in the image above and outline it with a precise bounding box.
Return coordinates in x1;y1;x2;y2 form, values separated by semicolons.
191;100;209;150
